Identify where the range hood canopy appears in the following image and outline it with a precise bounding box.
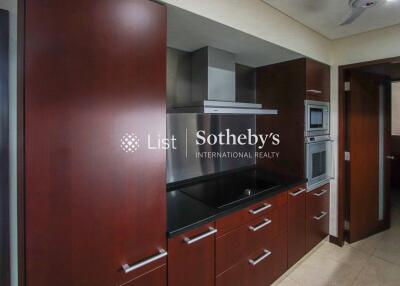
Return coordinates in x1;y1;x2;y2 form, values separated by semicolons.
168;46;278;115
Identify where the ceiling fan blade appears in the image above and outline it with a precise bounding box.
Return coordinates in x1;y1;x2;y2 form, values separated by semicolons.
340;7;366;25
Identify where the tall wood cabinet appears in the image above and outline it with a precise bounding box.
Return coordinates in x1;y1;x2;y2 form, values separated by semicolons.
20;1;167;285
256;58;331;178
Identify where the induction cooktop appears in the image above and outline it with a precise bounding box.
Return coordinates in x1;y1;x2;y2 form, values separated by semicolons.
179;171;280;209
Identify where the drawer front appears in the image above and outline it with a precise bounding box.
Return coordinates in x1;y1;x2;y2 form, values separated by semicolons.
287;185;307;267
307;184;330;215
168;223;216;286
216;234;287;286
216;203;287;275
306;184;330;252
124;265;166;286
216;192;287;236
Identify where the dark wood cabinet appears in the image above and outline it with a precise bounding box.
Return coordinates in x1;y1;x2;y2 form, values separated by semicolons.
306;58;331;102
21;0;167;285
256;58;330;178
216;191;288;286
168;223;216;286
125;265;167;286
306;184;330;252
287;185;307;267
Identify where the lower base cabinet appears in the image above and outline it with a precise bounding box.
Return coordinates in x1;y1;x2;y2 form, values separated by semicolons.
168;223;216;286
125;265;166;286
306;184;330;252
167;183;330;286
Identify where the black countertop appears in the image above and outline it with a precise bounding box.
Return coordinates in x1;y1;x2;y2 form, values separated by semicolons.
167;168;307;238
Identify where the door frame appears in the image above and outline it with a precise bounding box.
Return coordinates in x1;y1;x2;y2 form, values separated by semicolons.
336;56;400;246
0;8;10;286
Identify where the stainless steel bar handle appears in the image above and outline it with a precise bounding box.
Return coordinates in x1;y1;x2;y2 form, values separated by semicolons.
387;156;395;160
122;249;167;274
248;249;272;266
289;188;306;197
313;211;328;221
249;203;272;215
183;227;217;245
249;219;272;232
314;189;328;197
307;89;322;94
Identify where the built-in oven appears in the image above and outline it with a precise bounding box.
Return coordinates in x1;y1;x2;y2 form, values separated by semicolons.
305;100;330;137
306;135;333;191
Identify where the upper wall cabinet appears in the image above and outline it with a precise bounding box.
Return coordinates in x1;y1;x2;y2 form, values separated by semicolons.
256;58;330;178
21;0;167;285
306;58;331;102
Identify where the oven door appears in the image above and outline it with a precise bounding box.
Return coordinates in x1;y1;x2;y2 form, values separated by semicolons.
306;139;332;190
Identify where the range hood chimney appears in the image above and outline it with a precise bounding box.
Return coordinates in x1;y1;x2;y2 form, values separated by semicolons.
169;46;278;115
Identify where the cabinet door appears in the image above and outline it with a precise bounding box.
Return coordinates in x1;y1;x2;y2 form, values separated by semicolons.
24;1;167;285
125;265;166;286
306;185;330;251
287;186;307;267
306;58;330;102
168;223;216;286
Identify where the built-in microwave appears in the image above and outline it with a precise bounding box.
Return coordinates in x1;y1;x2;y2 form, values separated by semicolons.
305;100;330;137
305;135;333;191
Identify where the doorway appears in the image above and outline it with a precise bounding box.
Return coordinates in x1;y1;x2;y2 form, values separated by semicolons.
338;57;400;245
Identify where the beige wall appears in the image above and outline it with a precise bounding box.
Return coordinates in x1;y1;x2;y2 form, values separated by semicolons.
332;24;400;66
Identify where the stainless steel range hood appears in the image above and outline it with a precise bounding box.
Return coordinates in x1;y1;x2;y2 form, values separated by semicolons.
168;47;278;115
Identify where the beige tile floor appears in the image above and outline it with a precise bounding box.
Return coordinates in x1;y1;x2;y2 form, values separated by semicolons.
273;195;400;286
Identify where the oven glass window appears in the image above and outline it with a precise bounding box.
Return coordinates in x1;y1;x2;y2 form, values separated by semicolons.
312;151;326;178
310;108;324;128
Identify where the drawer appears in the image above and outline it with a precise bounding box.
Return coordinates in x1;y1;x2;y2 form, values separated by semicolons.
216;205;287;275
168;223;216;286
124;264;166;286
306;184;330;252
216;234;287;286
216;191;287;236
307;184;330;215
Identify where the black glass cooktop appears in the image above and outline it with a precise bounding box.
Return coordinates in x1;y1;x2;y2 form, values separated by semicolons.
179;171;280;210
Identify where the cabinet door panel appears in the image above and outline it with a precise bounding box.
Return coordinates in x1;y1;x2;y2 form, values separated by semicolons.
168;223;215;286
307;184;330;251
125;265;166;286
24;1;166;285
287;186;307;267
306;59;330;102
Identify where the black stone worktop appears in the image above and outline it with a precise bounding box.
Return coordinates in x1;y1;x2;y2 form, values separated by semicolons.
167;167;307;238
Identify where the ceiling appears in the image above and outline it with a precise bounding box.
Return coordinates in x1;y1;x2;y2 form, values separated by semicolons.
167;5;303;67
262;0;400;40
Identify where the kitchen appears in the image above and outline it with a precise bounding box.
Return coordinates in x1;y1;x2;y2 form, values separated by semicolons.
2;0;400;286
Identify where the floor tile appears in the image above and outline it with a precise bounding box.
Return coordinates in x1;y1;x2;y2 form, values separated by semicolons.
287;251;361;286
352;256;400;286
315;241;370;271
348;231;385;255
373;226;400;266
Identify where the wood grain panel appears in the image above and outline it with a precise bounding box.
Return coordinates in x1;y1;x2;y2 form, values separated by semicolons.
287;186;306;267
306;58;331;102
348;71;381;242
256;59;306;178
124;265;166;286
23;1;167;285
168;223;215;286
306;184;330;251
